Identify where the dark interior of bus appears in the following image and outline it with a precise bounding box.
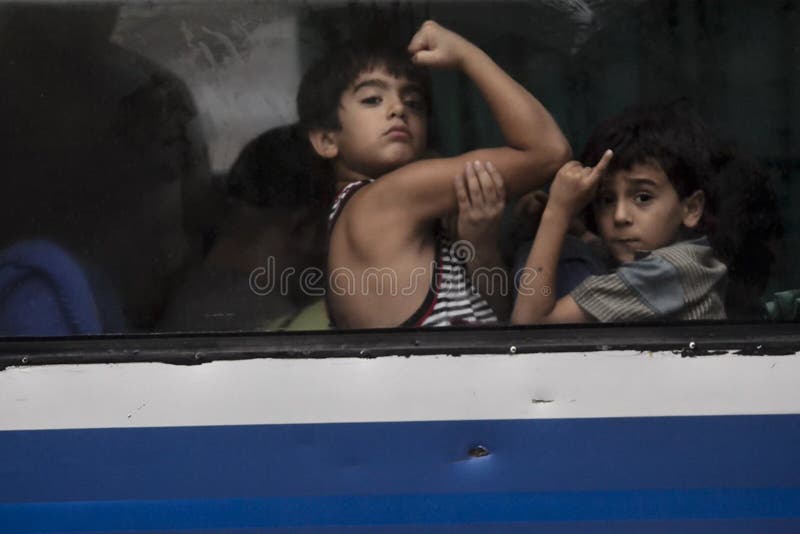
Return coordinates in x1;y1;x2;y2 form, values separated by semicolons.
0;0;798;336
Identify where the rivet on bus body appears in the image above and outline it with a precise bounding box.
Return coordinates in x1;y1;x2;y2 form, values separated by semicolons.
509;346;517;354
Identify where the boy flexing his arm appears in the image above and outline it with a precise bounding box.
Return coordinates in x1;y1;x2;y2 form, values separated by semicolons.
299;20;571;328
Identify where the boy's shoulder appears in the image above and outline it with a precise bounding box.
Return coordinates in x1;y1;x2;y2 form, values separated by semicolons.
571;237;727;322
329;179;375;227
648;237;723;274
618;237;726;299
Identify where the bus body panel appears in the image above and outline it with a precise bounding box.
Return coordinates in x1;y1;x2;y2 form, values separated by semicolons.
2;351;799;531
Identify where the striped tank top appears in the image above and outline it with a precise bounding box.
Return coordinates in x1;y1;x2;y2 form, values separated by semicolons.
328;180;498;327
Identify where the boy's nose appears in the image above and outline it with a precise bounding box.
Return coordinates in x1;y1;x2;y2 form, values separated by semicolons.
613;202;632;225
387;96;406;118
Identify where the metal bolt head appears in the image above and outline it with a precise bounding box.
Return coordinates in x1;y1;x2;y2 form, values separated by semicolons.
509;346;517;354
688;341;696;350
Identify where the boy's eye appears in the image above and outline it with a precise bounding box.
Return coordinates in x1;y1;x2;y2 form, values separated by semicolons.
360;96;382;105
404;97;425;111
634;192;653;204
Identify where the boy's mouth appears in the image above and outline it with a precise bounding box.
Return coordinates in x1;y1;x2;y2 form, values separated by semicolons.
611;238;642;248
384;125;411;139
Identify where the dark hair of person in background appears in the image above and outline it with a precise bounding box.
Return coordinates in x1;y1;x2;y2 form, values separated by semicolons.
580;100;783;319
226;123;334;212
707;147;783;319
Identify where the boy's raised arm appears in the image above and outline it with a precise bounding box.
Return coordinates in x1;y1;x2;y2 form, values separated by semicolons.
510;151;613;325
359;20;571;234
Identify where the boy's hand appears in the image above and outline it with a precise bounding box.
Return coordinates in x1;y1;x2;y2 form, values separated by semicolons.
547;149;613;218
408;20;473;69
454;161;506;250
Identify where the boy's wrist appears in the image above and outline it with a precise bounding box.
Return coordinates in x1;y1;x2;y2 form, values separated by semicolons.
458;42;489;73
541;205;572;230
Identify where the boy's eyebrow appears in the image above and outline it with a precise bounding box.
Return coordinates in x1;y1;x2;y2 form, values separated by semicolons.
352;79;390;93
351;78;423;95
625;177;660;187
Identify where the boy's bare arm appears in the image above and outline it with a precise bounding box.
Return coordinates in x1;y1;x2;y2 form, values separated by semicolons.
511;151;613;325
351;21;571;246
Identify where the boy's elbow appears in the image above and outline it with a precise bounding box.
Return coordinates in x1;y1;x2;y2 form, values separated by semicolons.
548;136;573;170
522;135;572;180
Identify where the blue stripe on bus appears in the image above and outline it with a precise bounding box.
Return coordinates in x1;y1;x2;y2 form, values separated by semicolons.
1;415;799;529
33;519;798;534
2;489;800;532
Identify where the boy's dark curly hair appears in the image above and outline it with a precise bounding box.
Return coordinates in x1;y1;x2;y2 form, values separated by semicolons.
296;8;431;134
581;100;715;204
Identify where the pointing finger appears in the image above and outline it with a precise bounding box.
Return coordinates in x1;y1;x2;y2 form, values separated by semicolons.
588;149;614;182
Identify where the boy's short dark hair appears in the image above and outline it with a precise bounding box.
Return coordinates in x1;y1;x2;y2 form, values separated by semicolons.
296;36;431;133
227;123;333;210
581;100;714;199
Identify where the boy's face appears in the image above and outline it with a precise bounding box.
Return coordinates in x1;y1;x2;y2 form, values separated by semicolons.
593;162;703;264
329;66;427;178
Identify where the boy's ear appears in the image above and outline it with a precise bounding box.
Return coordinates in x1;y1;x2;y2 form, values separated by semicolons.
681;190;705;229
307;129;338;160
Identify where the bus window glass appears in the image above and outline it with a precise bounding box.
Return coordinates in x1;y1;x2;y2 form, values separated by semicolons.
0;0;796;335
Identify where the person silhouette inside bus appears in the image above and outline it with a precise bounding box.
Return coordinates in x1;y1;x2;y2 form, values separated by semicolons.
0;4;212;330
511;102;728;324
298;19;570;329
159;124;331;332
706;147;783;320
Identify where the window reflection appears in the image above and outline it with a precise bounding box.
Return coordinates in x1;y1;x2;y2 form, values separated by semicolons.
0;1;795;335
